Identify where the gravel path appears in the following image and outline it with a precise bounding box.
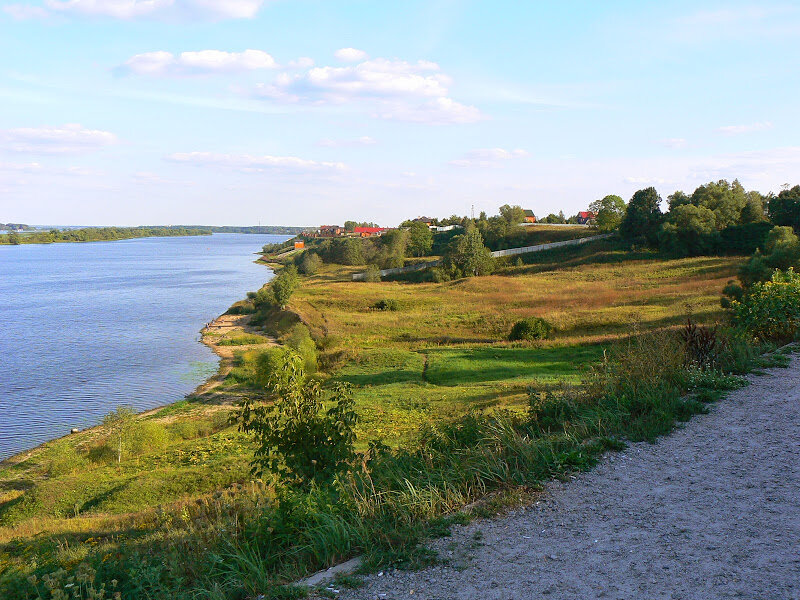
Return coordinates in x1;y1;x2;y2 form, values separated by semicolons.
339;354;800;600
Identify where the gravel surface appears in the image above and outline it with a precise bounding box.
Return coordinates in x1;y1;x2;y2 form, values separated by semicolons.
338;354;800;600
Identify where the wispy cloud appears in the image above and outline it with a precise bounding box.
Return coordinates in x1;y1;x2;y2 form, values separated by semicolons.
2;124;117;153
334;47;368;62
5;0;265;21
318;136;377;148
658;138;687;149
121;50;278;76
716;121;773;135
254;56;482;124
449;147;528;168
166;151;346;172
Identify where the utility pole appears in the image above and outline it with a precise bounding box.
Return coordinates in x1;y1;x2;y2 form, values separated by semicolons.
471;204;475;219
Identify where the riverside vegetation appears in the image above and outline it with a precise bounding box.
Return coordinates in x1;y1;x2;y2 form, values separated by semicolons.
0;226;210;245
2;183;799;599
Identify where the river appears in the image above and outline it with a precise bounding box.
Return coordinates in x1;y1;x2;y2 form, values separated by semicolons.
0;233;286;460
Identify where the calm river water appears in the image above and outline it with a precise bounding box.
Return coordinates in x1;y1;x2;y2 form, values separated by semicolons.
0;234;286;460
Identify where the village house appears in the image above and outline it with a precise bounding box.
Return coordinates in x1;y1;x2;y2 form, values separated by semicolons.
353;226;388;237
577;211;597;225
318;225;343;237
412;216;435;227
523;210;537;223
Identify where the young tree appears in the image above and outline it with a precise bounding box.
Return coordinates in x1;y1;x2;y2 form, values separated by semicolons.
235;349;358;487
271;265;300;309
103;406;137;464
620;187;663;246
299;252;323;275
589;195;626;232
407;220;433;256
443;224;494;278
499;204;526;225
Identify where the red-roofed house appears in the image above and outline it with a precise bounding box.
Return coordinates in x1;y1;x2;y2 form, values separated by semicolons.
354;226;388;237
577;211;597;225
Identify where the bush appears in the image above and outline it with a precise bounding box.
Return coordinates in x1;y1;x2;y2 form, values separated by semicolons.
509;317;553;341
299;252;323;275
46;445;89;476
362;264;382;282
372;298;400;311
285;324;317;373
731;268;800;342
128;421;170;456
226;300;255;315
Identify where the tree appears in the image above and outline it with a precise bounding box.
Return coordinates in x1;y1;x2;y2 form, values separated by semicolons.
741;191;767;224
271;265;300;309
619;187;663;246
407;220;433;256
768;185;800;231
442;224;494;278
689;179;749;229
659;204;718;256
589;195;626;232
299;252;323;275
7;232;20;245
102;406;137;464
499;204;526;225
235;349;358;487
737;226;800;287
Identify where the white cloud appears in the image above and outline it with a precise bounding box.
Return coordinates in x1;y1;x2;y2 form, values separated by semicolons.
2;4;50;19
716;121;773;135
658;138;687;149
449;147;528;167
167;151;345;172
30;0;264;20
123;49;278;76
3;124;118;153
0;161;44;172
254;56;482;124
334;47;368;62
318;136;376;147
288;57;314;69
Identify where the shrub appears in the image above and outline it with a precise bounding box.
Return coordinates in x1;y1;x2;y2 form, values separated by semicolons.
234;351;358;487
299;252;323;275
128;421;170;456
216;333;270;346
509;317;553;341
731;268;800;342
46;445;89;477
372;298;400;311
362;265;382;282
226;300;255;315
285;323;317;373
679;318;718;369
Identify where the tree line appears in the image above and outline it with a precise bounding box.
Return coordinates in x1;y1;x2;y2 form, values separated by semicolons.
0;226;211;245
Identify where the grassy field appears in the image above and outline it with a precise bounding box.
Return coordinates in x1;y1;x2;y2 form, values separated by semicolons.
0;238;748;598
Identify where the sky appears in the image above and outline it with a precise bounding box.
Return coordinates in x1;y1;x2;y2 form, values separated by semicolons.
0;1;798;227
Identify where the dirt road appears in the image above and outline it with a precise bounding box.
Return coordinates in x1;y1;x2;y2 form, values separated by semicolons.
340;353;800;600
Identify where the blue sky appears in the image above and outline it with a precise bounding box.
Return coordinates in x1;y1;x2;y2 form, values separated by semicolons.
0;0;798;226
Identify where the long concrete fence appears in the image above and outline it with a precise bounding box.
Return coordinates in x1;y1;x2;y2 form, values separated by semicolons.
352;233;613;281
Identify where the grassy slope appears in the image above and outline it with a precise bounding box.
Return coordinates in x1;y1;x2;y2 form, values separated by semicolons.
0;240;741;558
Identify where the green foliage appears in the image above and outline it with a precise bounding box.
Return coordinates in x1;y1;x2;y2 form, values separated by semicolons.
498;204;527;225
102;406;137;464
372;298;400;311
271;265;300;308
235;351;358;486
738;226;800;287
508;317;553;341
407;221;433;257
344;220;378;231
225;300;256;315
285;324;317;374
688;179;749;229
362;265;382;282
659;204;718;256
441;224;494;279
216;333;271;346
768;185;800;231
731;268;800;342
46;445;89;477
128;421;170;457
589;194;626;232
619;187;663;246
299;252;323;275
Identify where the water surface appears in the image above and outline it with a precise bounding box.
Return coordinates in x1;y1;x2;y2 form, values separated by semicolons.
0;234;285;459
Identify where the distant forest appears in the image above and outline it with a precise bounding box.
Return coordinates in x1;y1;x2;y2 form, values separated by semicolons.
0;226;210;245
200;225;309;235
